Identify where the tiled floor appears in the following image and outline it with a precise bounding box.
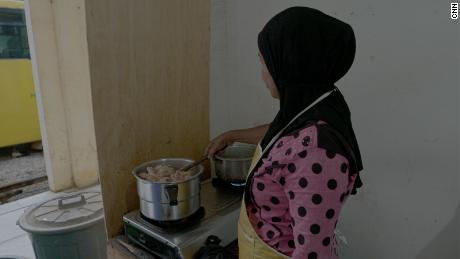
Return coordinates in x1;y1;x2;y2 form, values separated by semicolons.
0;184;101;258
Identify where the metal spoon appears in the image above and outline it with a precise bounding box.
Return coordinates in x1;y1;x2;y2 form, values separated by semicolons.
179;156;208;172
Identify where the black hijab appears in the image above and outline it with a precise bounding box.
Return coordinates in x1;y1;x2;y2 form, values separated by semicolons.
258;7;364;194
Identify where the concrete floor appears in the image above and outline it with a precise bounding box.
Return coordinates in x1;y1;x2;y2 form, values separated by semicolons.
0;150;48;203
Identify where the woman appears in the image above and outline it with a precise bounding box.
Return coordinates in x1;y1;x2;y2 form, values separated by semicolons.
205;7;364;259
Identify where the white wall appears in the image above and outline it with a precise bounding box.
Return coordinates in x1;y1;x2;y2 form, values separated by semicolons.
211;1;459;258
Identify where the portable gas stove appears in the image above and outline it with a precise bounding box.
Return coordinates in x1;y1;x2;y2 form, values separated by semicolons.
123;179;243;259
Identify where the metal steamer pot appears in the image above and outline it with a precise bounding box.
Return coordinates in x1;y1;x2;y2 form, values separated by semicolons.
210;143;256;183
132;158;203;221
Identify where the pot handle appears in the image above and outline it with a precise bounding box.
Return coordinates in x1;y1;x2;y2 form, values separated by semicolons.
58;194;86;209
165;185;178;206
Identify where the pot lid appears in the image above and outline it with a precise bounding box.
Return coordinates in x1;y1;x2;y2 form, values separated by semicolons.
18;191;104;234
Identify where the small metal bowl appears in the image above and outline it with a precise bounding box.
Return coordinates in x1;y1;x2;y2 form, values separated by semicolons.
211;143;256;182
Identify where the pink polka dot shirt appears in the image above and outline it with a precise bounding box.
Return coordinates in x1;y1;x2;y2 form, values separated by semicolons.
246;120;357;259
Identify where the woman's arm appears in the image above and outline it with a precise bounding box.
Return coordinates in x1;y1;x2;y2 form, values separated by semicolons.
204;124;269;158
229;124;269;144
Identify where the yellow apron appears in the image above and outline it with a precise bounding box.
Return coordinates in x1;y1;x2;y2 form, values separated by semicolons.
237;89;336;258
237;145;289;259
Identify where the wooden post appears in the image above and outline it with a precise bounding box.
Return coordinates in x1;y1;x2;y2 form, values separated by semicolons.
25;0;100;191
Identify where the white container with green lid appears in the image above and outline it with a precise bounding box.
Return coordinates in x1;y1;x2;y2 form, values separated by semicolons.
18;191;107;259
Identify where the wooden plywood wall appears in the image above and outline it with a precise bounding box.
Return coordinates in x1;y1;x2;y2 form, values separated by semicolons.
84;0;210;237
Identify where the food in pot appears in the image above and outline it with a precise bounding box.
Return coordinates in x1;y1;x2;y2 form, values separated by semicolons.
139;165;192;182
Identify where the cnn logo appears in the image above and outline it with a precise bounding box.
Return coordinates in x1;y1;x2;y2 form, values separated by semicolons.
452;3;459;19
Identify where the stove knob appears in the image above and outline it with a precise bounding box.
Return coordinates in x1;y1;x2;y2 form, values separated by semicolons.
205;235;221;245
139;233;146;244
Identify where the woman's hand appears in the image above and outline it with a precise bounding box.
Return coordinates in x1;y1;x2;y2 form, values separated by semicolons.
204;124;269;158
204;124;270;158
204;131;235;158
